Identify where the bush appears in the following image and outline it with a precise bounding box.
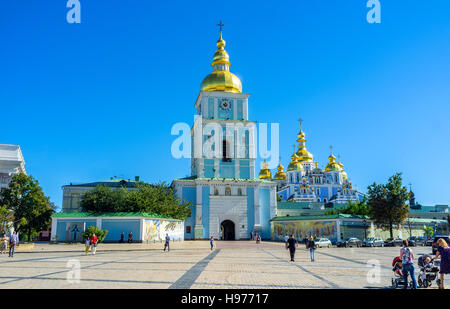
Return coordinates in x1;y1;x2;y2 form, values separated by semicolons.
82;226;108;243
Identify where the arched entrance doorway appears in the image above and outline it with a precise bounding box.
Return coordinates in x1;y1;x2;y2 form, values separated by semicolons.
220;220;235;240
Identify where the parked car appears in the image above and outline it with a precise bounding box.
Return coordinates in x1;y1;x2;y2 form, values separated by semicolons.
415;236;426;246
337;237;362;248
315;238;332;248
425;237;433;246
407;236;417;247
432;235;450;255
384;238;403;247
363;237;384;247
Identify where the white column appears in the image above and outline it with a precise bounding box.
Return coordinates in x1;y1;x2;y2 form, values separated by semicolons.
140;219;145;242
196;185;203;226
214;98;218;118
243;99;248;120
254;187;261;227
51;218;58;241
96;218;102;229
214;159;219;178
235;160;240;179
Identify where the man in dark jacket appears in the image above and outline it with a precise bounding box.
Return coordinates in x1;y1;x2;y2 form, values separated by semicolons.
308;236;316;262
286;234;298;262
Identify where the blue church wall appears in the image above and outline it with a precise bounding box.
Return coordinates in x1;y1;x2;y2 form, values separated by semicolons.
204;159;215;178
182;186;197;239
207;98;214;118
55;219;97;242
239;160;250;179
102;219;141;242
259;188;271;239
219;161;235;178
247;187;255;236
236;100;243;120
202;186;210;238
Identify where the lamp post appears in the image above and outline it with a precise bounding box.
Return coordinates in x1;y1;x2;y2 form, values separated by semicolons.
363;219;367;240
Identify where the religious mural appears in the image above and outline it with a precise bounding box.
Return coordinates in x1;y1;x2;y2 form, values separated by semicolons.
144;219;184;241
272;220;338;242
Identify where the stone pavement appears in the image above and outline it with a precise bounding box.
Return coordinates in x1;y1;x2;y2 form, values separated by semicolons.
0;241;447;289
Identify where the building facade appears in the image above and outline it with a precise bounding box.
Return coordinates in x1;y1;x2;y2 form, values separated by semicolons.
259;123;365;204
62;177;141;212
0;144;26;191
172;31;277;240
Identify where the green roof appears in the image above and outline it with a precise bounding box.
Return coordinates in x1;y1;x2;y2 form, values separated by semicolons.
52;212;181;220
271;214;370;222
277;201;349;210
63;179;140;189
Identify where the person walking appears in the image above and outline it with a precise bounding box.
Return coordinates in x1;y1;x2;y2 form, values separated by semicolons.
84;237;91;255
434;238;450;289
210;235;214;250
308;236;316;262
400;240;417;289
164;233;170;252
255;233;261;244
119;232;124;243
128;232;133;243
8;231;17;258
1;234;8;255
286;234;298;262
250;231;253;240
284;234;289;244
90;233;98;255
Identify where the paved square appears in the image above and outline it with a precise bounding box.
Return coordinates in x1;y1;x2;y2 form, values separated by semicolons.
0;241;447;289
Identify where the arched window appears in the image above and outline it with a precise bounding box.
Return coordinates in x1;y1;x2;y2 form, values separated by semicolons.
237;188;242;196
222;139;231;162
214;187;219;195
225;186;231;196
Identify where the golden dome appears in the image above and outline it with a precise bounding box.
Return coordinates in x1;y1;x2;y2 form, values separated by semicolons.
325;151;342;172
274;162;286;180
259;160;272;179
200;32;242;93
287;152;303;172
296;123;314;163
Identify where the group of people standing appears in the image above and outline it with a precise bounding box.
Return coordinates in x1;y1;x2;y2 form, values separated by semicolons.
285;234;316;262
249;231;262;244
1;232;19;257
119;232;134;243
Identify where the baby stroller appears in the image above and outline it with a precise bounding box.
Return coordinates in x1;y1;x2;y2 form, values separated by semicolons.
391;256;413;288
417;254;440;288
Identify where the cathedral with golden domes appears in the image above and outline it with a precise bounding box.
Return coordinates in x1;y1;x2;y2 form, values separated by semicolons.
259;121;364;204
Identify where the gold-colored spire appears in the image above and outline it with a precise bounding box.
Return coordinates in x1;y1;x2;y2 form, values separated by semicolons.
287;144;303;171
200;22;242;93
274;157;287;180
295;119;314;163
259;159;272;179
338;154;348;180
325;146;342;172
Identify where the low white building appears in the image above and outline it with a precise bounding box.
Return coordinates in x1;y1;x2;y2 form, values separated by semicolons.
0;144;26;191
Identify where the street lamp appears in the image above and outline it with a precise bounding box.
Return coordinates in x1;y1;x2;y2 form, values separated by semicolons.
363;219;367;240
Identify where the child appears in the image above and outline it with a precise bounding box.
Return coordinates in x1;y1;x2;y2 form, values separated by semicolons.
85;238;91;255
393;259;403;276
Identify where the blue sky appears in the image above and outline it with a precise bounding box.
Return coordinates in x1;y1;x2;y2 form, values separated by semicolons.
1;0;449;210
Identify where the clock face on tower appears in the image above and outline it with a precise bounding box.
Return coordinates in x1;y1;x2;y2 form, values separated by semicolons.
219;98;231;110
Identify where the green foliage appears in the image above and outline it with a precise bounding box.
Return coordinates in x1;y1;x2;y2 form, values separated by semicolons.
367;173;409;238
0;205;14;235
80;182;191;220
82;226;108;243
421;226;434;238
325;197;370;216
0;173;55;240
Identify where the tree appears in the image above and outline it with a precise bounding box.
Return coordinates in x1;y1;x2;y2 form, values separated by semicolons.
0;205;14;235
421;226;434;241
367;173;409;239
82;226;108;243
325;197;370;216
0;173;55;241
80;182;191;220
